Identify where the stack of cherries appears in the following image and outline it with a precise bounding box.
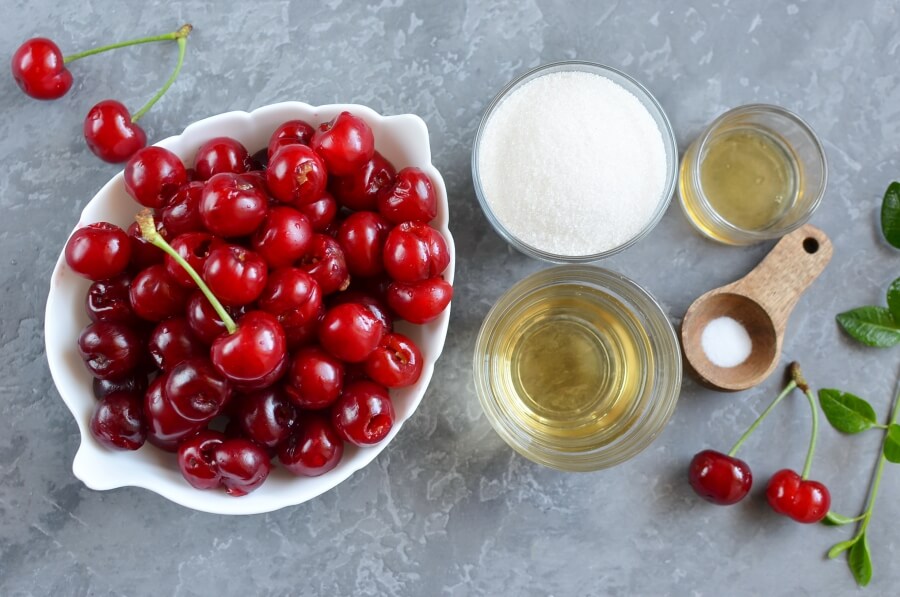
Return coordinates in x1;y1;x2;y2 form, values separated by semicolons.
64;110;452;496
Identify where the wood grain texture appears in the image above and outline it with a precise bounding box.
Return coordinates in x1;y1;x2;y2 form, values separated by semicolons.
681;225;833;391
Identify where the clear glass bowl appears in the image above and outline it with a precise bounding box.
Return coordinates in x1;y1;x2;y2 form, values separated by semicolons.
678;104;827;244
471;61;679;263
473;266;682;471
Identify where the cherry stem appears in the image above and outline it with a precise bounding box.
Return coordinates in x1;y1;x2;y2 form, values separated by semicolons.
131;25;191;123
63;24;192;65
727;378;797;457
134;209;237;334
800;386;819;479
854;386;900;536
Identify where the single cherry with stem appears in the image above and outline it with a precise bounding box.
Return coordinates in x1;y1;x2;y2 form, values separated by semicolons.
13;26;189;100
83;25;192;162
765;363;831;524
688;376;800;505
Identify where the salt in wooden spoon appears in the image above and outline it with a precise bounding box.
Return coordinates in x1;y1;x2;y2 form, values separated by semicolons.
681;224;833;392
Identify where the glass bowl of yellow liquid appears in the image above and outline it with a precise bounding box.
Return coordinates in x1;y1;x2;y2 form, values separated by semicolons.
473;266;681;471
679;104;827;244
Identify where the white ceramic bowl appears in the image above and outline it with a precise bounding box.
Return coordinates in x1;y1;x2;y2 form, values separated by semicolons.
44;102;455;515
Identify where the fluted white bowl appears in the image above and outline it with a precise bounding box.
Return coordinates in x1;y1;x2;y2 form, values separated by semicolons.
44;102;455;515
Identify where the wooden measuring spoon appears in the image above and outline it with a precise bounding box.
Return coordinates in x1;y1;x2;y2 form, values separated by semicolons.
681;224;833;391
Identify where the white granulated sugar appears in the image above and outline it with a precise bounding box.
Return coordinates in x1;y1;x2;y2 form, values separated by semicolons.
478;71;667;256
701;316;753;368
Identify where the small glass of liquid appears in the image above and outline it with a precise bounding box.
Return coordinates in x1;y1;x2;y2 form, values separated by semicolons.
679;104;827;244
473;266;681;472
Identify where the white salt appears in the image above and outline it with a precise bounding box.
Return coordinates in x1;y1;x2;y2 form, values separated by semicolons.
701;316;753;368
477;71;667;256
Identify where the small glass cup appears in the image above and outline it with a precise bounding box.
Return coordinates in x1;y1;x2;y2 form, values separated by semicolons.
473;266;682;472
678;104;827;245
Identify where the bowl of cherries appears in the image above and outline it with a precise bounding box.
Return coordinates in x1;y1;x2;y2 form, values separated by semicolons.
45;102;455;515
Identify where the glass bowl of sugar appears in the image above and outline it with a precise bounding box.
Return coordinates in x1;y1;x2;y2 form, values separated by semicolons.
472;61;678;262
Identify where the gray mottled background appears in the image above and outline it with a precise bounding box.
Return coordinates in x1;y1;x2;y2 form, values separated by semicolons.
2;0;899;595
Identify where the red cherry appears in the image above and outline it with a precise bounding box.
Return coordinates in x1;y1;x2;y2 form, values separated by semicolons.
336;211;391;278
284;346;344;409
185;291;245;345
310;111;375;175
144;374;206;452
257;267;323;347
210;311;288;389
378;167;438;224
214;439;271;496
127;221;164;270
129;264;190;322
147;318;205;371
199;172;268;238
177;430;226;490
266;144;328;206
330;151;396;211
90;391;146;450
11;38;72;100
234;387;298;448
160;182;205;236
298;192;338;232
765;469;831;523
688;450;753;505
250;206;313;268
194;136;250;180
203;245;268;307
165;358;231;422
386;277;453;324
77;321;143;380
329;290;393;332
164;232;225;288
299;234;350;295
364;332;423;388
83;100;146;163
331;380;394;446
124;147;188;208
85;274;137;325
267;120;315;157
278;414;344;477
92;373;147;400
383;221;450;283
319;303;385;363
65;222;132;281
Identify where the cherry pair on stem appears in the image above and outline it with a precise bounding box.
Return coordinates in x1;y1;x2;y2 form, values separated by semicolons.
689;362;831;524
12;25;192;162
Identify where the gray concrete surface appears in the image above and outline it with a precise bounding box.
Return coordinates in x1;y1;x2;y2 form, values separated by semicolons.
2;0;899;595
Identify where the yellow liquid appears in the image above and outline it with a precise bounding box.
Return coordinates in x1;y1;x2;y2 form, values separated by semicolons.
491;284;652;447
699;128;797;230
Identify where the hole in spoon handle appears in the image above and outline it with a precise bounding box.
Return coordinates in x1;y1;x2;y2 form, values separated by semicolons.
736;224;833;329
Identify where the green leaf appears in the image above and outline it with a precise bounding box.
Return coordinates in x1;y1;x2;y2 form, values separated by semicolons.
822;511;861;526
880;181;900;248
848;533;873;587
887;278;900;321
818;389;880;434
828;536;859;559
884;423;900;463
836;306;900;347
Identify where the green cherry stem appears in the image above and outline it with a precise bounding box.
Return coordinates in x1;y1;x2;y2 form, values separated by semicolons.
855;388;900;536
131;25;191;123
727;378;797;457
789;362;820;479
63;24;192;64
135;209;236;334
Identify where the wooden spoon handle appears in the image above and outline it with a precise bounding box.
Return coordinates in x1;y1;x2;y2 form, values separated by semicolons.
730;225;833;329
